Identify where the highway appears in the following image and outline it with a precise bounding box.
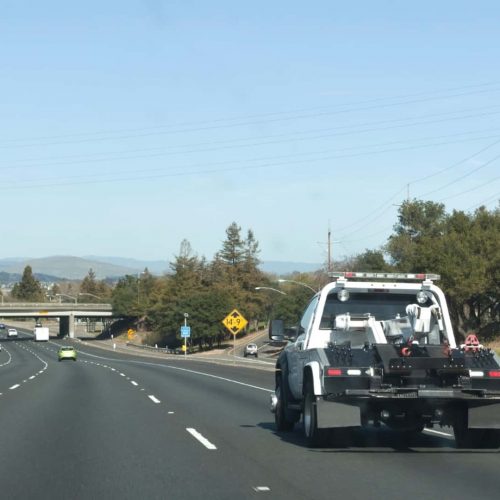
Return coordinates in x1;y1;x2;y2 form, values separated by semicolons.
0;330;499;500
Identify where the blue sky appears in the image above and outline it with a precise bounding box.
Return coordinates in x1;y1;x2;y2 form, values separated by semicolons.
0;1;499;264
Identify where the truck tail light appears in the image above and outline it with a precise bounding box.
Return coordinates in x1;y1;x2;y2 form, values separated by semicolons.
326;368;342;376
488;370;500;378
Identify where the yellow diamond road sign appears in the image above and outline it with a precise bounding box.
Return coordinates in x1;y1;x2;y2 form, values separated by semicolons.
222;309;248;335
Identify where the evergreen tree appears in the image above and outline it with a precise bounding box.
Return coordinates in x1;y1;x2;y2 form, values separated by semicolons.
80;268;99;299
219;222;245;267
11;266;45;302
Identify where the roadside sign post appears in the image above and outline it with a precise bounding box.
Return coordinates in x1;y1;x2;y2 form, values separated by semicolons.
181;313;190;358
222;309;248;362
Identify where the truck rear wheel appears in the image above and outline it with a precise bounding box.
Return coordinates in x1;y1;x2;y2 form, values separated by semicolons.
275;376;295;432
303;379;324;447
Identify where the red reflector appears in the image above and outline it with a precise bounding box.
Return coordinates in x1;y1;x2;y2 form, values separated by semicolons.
345;272;353;278
326;368;342;376
488;371;500;378
416;274;425;279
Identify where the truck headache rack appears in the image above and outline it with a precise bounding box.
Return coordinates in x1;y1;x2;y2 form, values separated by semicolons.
329;271;441;281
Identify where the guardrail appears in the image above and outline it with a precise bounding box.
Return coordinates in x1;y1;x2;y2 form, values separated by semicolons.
125;341;187;355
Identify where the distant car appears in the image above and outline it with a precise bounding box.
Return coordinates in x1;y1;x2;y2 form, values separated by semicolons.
58;346;77;361
0;323;5;330
7;328;18;338
244;343;258;358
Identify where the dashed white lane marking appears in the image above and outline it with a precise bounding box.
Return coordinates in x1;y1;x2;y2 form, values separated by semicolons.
186;428;217;450
9;384;20;390
0;347;13;367
120;373;126;377
76;351;273;393
168;411;175;415
253;487;271;492
148;395;161;404
131;381;138;386
424;428;454;438
23;380;27;383
29;376;36;380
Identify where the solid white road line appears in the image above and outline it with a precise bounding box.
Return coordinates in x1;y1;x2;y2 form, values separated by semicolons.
186;428;217;450
148;395;161;404
77;351;273;393
9;384;20;390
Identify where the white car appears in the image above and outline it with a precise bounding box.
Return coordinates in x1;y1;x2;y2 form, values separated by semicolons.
7;328;18;338
244;343;258;357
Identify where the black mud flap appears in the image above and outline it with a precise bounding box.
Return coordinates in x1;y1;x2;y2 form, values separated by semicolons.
316;399;362;429
469;403;500;429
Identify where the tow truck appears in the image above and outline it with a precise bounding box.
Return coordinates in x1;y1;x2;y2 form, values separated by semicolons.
271;272;500;448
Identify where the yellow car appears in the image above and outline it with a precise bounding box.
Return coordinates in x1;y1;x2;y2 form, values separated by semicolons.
58;346;77;361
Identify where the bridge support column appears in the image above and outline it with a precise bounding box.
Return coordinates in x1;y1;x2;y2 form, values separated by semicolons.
59;314;76;338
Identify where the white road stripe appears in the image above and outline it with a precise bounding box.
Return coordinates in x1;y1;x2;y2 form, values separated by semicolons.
74;350;273;392
9;384;20;390
120;373;126;377
131;381;138;386
148;395;161;404
253;486;271;492
424;428;453;438
29;376;36;380
186;428;217;450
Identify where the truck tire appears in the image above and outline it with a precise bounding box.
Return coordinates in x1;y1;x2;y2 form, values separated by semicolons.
303;378;324;447
275;375;295;432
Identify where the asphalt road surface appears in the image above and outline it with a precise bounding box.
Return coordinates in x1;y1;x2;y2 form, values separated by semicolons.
0;329;499;500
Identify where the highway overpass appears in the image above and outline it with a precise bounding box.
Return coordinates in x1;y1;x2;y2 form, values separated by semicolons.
0;302;113;338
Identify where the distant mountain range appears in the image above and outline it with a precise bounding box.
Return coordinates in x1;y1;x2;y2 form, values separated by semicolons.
0;256;322;281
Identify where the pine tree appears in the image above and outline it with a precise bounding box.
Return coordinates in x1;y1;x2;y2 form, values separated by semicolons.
11;265;45;302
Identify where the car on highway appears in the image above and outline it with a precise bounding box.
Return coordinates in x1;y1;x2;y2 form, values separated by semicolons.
244;343;258;358
58;346;77;361
7;328;18;338
0;323;5;330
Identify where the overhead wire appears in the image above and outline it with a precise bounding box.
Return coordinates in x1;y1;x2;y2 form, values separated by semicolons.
3;133;500;190
333;137;500;238
1;84;500;149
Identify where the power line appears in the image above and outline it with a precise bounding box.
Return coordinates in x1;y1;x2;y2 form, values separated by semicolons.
2;85;500;149
416;152;500;198
334;138;500;237
437;176;500;202
466;192;500;211
3;133;500;190
3;126;500;174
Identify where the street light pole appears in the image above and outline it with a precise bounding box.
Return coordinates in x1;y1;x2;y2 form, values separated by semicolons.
277;279;317;293
56;293;77;304
254;286;287;295
78;292;102;301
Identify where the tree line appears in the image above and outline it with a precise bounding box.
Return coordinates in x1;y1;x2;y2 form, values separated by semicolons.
8;202;499;345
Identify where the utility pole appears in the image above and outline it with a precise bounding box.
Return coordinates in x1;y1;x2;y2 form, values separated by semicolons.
318;222;340;272
327;225;332;273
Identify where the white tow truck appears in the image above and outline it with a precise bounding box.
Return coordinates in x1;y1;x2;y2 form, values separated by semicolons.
271;272;500;448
